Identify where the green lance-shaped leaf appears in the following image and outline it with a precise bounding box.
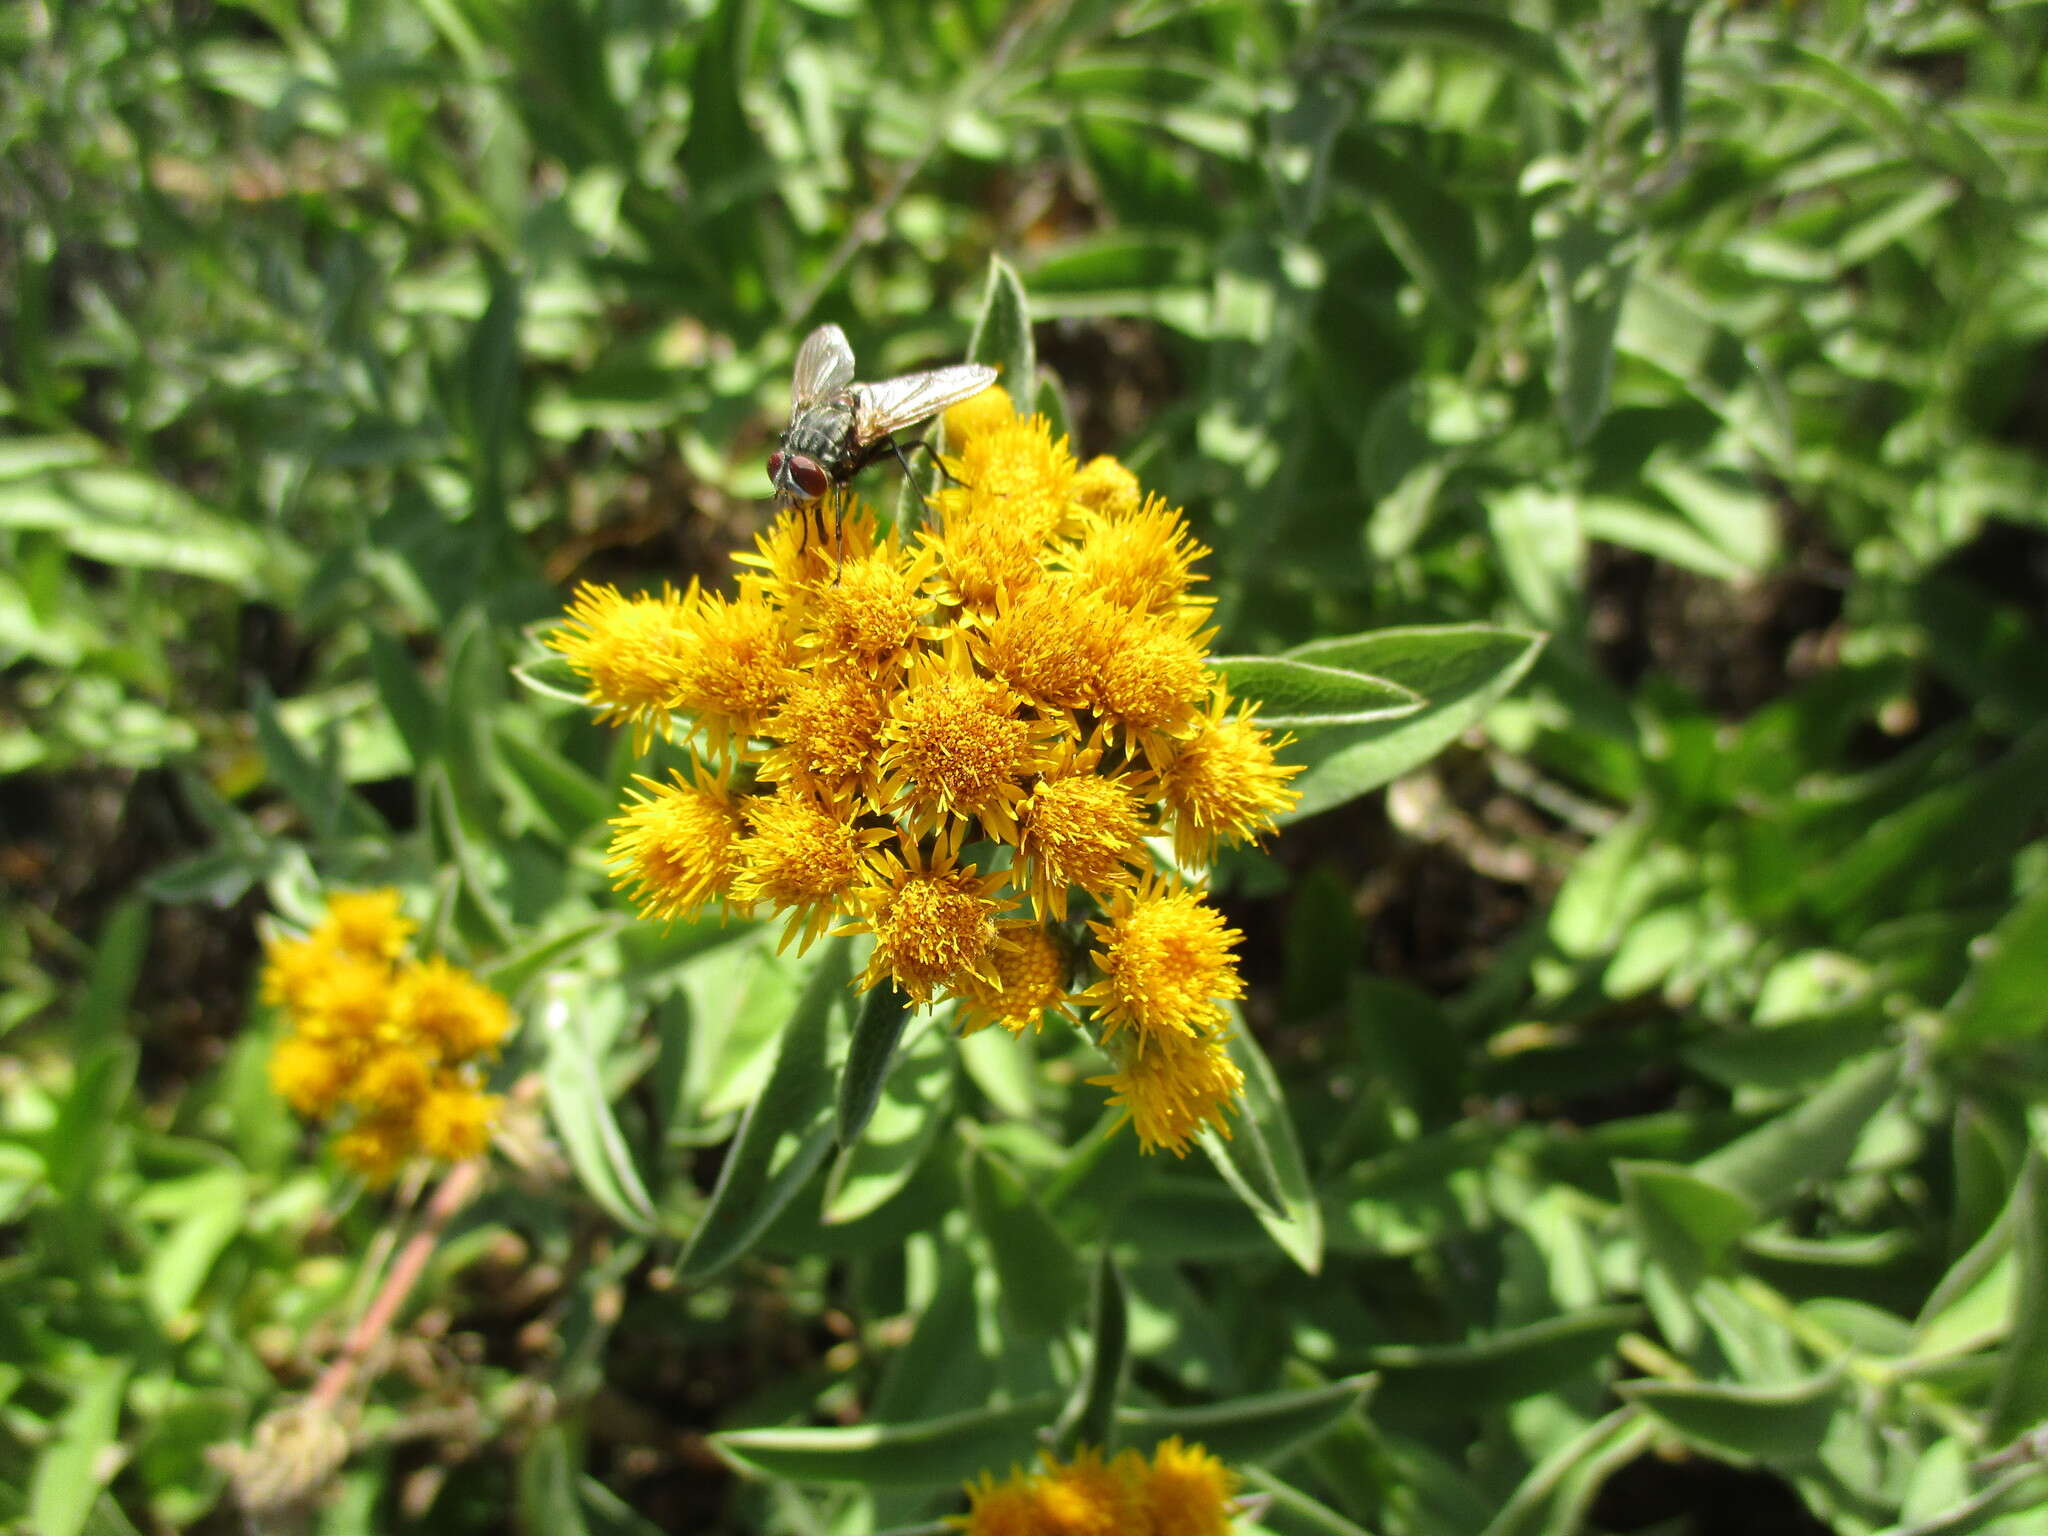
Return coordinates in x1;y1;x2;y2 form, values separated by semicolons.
1201;1012;1324;1274
838;983;914;1146
1619;1368;1847;1468
1618;1161;1760;1294
1693;1048;1899;1211
1117;1374;1376;1465
1210;656;1422;730
969;254;1035;402
27;1355;132;1536
538;980;659;1235
1053;1251;1130;1458
367;627;442;768
1481;1406;1658;1536
1255;626;1546;821
1329;6;1579;90
966;1142;1087;1336
1945;881;2048;1044
678;939;852;1278
823;1010;952;1225
713;1396;1059;1487
1370;1306;1640;1418
1538;206;1635;447
1987;1149;2048;1444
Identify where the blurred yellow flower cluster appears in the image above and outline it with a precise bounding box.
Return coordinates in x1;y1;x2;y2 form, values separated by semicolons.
550;386;1299;1154
262;890;509;1181
957;1437;1237;1536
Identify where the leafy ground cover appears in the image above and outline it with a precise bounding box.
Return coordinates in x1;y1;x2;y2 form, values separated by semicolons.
4;1;2048;1533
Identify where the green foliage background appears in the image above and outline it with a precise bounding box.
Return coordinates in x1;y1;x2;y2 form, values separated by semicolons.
4;1;2048;1533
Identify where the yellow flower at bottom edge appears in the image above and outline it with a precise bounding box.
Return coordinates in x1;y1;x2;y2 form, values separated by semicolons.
1077;876;1245;1046
1135;1436;1238;1536
953;1466;1049;1536
1032;1446;1147;1536
1090;1028;1246;1157
607;768;744;922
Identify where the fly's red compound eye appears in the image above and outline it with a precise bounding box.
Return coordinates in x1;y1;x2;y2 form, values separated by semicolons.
788;456;832;502
766;450;786;479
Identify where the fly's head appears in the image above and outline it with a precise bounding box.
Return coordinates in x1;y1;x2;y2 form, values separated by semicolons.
767;449;833;508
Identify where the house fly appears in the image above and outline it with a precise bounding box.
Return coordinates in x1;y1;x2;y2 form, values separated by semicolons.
766;324;996;529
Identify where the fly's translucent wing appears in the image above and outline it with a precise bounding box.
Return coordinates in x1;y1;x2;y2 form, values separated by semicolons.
852;363;1000;442
791;324;857;405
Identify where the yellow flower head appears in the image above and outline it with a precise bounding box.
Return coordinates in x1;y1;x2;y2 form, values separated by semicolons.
1015;744;1150;921
392;956;512;1061
1062;495;1212;615
973;579;1113;713
957;1440;1240;1536
799;537;942;668
1079;876;1245;1045
268;1035;348;1117
956;922;1074;1036
845;836;1014;1002
760;666;891;806
265;891;516;1178
607;767;743;922
1033;1447;1147;1536
941;414;1077;536
1071;455;1143;519
1090;609;1215;757
732;787;890;953
878;640;1060;842
1091;1029;1245;1157
548;583;692;745
261;932;338;1015
1159;690;1302;866
1136;1437;1238;1536
331;1112;413;1184
296;952;396;1047
733;503;846;605
348;1045;435;1112
954;1466;1048;1536
413;1084;499;1162
926;415;1080;612
670;585;794;761
313;888;415;962
942;384;1016;450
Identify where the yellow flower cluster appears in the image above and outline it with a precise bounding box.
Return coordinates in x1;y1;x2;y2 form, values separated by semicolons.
261;890;510;1182
549;386;1300;1153
957;1438;1237;1536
